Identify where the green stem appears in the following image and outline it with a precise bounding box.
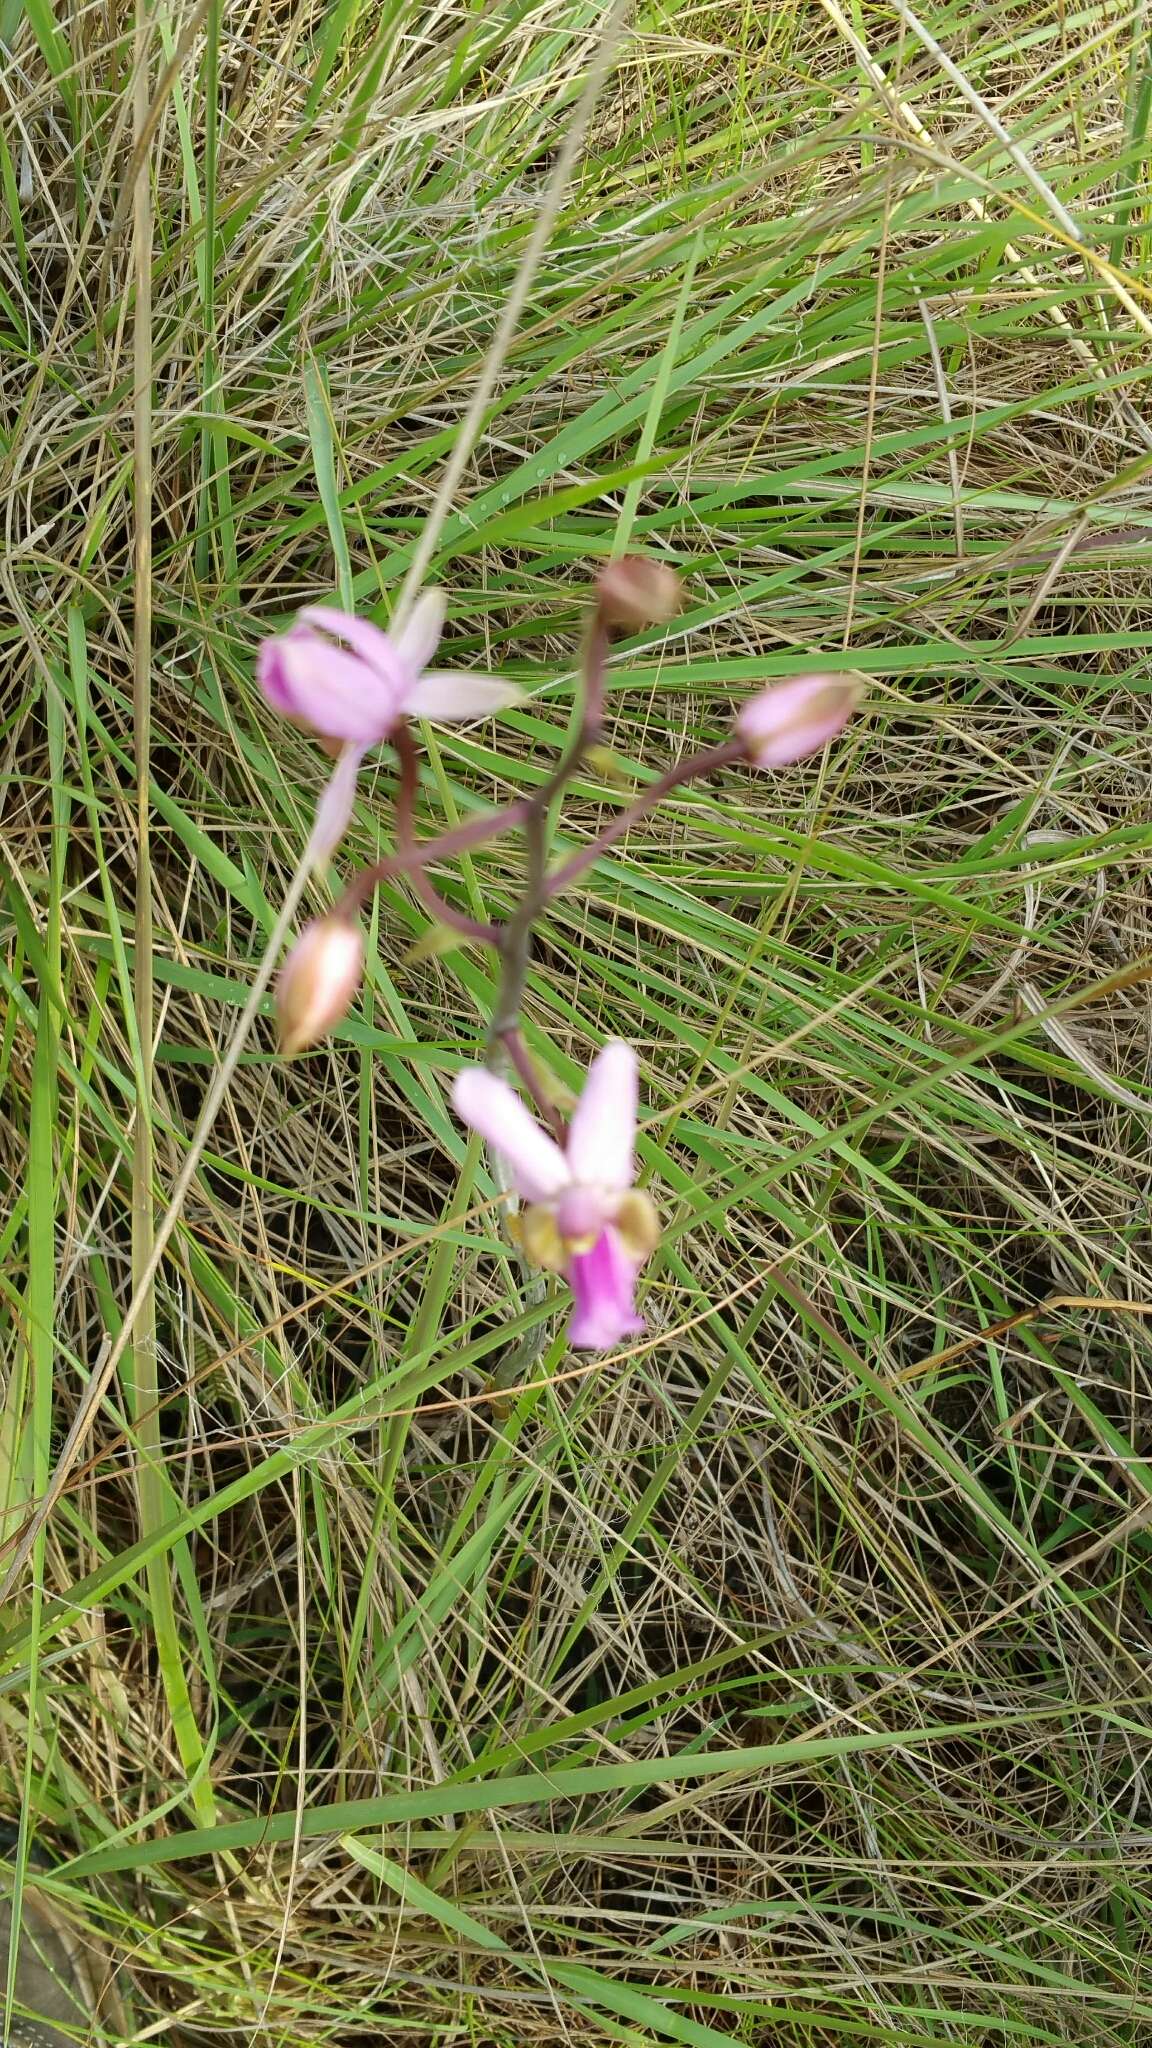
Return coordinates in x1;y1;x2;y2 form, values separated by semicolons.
337;794;533;918
129;0;215;1829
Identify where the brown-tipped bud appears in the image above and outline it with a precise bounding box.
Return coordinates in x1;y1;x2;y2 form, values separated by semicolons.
596;556;682;631
276;916;364;1054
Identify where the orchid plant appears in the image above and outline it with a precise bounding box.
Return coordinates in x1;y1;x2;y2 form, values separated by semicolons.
259;561;862;1351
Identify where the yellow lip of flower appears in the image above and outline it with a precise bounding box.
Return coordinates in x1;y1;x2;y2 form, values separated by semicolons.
515;1190;661;1273
612;1189;661;1260
517;1204;568;1273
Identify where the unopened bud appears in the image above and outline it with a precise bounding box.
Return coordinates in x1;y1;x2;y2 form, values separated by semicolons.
736;673;862;768
596;556;682;631
276;916;364;1054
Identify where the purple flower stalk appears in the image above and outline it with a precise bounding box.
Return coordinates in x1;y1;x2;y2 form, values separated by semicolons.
452;1041;660;1351
258;589;520;857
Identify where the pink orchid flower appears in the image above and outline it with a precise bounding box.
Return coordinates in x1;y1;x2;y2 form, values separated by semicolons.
258;588;519;858
736;672;862;767
452;1041;660;1351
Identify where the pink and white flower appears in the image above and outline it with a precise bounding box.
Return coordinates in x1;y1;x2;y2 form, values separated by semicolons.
258;589;520;857
276;916;364;1054
735;672;862;767
452;1041;660;1351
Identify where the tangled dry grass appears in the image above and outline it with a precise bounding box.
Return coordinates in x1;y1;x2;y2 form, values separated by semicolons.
2;1;1152;2041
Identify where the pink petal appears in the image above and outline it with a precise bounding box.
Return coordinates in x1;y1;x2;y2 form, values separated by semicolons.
566;1227;645;1350
298;607;407;688
555;1184;613;1243
736;674;861;768
566;1040;637;1191
257;634;301;716
393;587;446;676
309;743;366;863
259;628;399;742
405;671;521;722
451;1067;570;1202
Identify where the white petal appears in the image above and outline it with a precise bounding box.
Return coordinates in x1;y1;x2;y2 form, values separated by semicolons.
452;1067;569;1202
308;744;366;865
566;1041;638;1192
406;671;522;722
393;587;446;676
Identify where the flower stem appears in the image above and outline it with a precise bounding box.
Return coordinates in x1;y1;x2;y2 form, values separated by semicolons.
539;614;609;809
490;800;547;1046
545;738;744;900
488;610;613;1052
393;725;500;946
336;794;533;920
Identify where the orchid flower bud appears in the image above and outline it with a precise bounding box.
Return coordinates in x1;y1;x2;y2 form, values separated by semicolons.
276;916;364;1054
596;557;682;631
735;673;862;767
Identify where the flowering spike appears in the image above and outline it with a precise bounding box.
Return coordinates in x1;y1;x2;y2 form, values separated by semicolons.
276;917;364;1054
735;673;862;768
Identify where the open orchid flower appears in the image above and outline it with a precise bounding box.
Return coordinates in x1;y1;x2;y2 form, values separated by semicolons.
452;1041;660;1351
258;589;520;859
